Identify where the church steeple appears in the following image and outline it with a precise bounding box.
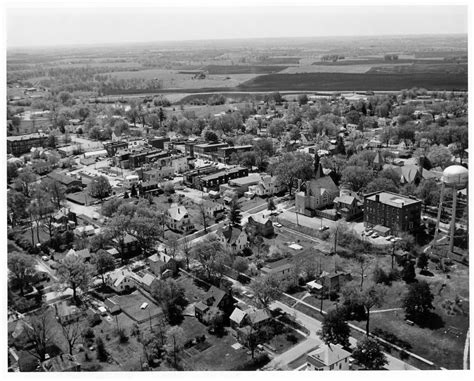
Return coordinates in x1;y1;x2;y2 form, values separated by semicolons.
314;153;324;179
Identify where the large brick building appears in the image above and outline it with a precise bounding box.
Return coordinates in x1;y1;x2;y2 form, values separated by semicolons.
7;133;49;156
363;191;422;235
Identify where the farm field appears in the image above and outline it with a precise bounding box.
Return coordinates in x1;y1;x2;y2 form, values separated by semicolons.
203;65;289;75
106;69;260;89
237;72;468;91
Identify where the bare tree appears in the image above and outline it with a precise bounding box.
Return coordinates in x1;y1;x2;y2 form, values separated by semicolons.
58;319;83;355
24;309;55;362
198;202;209;233
355;255;372;290
180;234;192;270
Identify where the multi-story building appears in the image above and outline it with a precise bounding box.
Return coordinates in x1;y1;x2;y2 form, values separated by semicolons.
304;344;352;371
193;142;228;160
216;145;253;163
148;136;170;150
199;166;248;191
364;191;422;235
103;141;128;156
7;132;49;156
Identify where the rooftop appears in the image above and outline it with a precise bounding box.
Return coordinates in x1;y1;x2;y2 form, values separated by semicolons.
365;191;421;207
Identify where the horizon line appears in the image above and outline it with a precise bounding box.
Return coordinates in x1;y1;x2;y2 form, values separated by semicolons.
7;32;467;51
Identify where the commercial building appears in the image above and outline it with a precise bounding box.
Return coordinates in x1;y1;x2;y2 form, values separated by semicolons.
193;142;228;160
198;166;248;191
216;145;253;163
364;191;422;235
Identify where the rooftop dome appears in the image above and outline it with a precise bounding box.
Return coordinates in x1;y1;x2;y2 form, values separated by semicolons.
442;165;468;189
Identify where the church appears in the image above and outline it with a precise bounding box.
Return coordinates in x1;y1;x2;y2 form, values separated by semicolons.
295;155;340;216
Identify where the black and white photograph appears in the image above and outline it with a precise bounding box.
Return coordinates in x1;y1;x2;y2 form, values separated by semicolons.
3;0;471;374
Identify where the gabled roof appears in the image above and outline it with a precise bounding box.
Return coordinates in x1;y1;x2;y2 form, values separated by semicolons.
262;258;294;272
247;309;271;325
333;195;356;205
217;225;243;245
167;204;189;222
204;286;227;308
229;308;248;324
306;176;338;195
307;344;351;367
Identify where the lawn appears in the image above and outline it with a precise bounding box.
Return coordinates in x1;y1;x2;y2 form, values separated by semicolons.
179;316;250;371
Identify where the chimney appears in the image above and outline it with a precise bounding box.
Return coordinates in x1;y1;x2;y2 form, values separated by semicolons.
375;194;380;202
297;179;302;192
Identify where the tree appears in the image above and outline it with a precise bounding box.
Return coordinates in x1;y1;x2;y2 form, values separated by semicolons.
129;211;162;255
233;256;249;273
151;279;187;325
8;252;37;296
40;178;66;210
104;214;132;264
165;326;186;368
7;162;18;183
267;198;276;211
271;152;314;195
415;179;440;211
352;337;388;370
197;202;209;233
249;274;283;309
427;145;452;169
401;260;416;284
355;255;372;290
203;306;226;336
14;167;36;197
245;325;269;360
417;252;429;272
365;177;399;194
202;129;219;142
228;199;242;227
342;282;386;335
7;190;29;226
341;166;374;192
92;250;116;286
96;336;108;361
58;319;82;355
163;181;175;195
191;234;223;280
318;309;351;348
57;253;92;304
180;235;192;270
88;175;112;202
402;280;434;322
24;309;56;362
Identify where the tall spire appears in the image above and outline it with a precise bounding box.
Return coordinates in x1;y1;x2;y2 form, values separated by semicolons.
314;153;324;179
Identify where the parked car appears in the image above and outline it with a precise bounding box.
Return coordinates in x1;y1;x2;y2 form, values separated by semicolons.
274;222;282;228
372;233;379;238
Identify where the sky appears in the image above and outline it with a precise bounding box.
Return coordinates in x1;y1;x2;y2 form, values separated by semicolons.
5;3;468;48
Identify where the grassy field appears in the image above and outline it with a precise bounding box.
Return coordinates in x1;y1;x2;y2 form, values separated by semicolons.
106;69;260;89
203;65;288;75
237;72;468;91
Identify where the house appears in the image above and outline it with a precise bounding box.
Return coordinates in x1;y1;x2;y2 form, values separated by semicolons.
104;298;122;314
112;233;140;258
166;204;194;233
105;268;136;293
295;157;339;216
54;300;83;324
261;258;295;277
230;306;272;331
318;271;351;293
247;174;285;197
246;215;274;237
229;307;248;329
216;225;248;253
200;200;226;220
333;194;363;221
66;248;91;262
147;254;167;277
305;344;352;371
46;171;83;192
42;354;81;372
383;164;423;185
195;286;235;322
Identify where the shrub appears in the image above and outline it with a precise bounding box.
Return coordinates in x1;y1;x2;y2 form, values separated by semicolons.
96;337;108;361
286;333;298;344
117;328;129;343
88;313;102;327
82;328;95;339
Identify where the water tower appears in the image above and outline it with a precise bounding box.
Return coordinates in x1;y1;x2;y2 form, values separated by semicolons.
433;165;468;254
